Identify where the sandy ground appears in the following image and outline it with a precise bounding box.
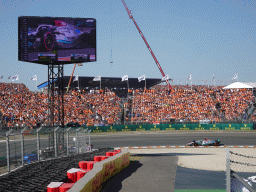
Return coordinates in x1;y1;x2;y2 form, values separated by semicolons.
127;148;256;172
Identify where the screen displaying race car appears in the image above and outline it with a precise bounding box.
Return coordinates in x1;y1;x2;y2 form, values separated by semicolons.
187;139;221;146
18;16;96;64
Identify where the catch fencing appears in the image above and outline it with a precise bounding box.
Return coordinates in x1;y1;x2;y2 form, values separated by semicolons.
226;148;256;192
0;127;91;175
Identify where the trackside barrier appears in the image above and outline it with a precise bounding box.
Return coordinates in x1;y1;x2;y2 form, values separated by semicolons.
86;123;254;133
226;148;256;192
0;127;92;176
68;149;130;192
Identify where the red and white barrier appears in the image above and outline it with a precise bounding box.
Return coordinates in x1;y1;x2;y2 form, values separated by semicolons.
67;168;81;183
47;182;63;192
46;150;122;191
77;169;91;181
59;183;74;192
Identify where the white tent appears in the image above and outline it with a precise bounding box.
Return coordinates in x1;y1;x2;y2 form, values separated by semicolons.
223;82;256;89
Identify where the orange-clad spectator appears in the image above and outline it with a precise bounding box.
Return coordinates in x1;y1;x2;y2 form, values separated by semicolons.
0;82;255;128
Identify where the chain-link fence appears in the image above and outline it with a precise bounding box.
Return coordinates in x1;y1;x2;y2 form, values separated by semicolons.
67;128;91;155
0;127;91;176
226;148;256;192
0;130;7;175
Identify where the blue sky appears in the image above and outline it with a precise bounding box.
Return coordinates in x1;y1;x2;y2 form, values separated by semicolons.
0;0;255;91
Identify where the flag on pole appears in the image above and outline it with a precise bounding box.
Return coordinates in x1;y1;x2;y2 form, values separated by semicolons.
122;75;128;81
187;74;192;81
212;74;215;81
232;73;238;80
12;75;19;81
73;75;78;82
93;75;101;81
138;75;145;82
31;75;37;81
161;74;169;81
8;76;11;79
0;75;3;79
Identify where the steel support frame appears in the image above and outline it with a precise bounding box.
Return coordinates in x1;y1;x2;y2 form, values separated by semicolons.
48;64;64;153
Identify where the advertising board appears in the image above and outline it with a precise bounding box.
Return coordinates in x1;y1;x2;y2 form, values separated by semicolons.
86;123;254;132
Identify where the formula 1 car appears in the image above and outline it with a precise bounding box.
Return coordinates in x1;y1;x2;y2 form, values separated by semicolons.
28;20;95;51
186;139;221;146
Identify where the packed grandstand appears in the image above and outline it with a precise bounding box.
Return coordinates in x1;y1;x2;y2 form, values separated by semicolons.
0;82;256;129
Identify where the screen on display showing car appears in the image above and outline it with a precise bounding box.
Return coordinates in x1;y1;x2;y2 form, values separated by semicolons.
18;16;96;64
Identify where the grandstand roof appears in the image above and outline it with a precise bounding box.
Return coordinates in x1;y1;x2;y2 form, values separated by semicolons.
223;82;256;89
37;79;57;90
37;76;164;90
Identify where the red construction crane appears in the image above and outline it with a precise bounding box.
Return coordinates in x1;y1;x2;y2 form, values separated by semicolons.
121;0;172;90
66;63;83;92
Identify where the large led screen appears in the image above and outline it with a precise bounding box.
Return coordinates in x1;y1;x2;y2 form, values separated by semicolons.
18;16;96;64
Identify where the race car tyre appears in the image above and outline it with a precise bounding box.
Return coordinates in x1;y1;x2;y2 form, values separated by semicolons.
43;32;55;51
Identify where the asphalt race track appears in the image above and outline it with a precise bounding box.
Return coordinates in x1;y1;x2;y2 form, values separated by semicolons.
89;132;256;148
1;131;256;157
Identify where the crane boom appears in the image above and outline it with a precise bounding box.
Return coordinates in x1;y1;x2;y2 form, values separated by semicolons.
66;63;77;92
121;0;172;90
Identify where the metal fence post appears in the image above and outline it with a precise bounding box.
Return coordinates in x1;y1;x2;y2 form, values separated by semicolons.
76;128;81;154
84;128;88;147
88;130;91;151
54;127;59;158
21;127;27;167
37;127;43;161
66;127;71;156
6;129;12;173
226;148;230;192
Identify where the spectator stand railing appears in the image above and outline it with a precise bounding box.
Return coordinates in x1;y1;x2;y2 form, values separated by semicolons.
226;148;256;192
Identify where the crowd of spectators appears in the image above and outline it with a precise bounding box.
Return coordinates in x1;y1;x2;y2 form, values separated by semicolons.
0;83;121;128
0;82;256;129
130;85;256;123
